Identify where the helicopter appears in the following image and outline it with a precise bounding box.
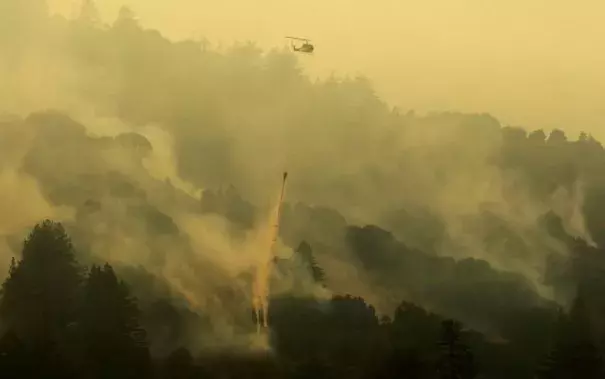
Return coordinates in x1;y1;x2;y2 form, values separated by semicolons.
285;36;314;54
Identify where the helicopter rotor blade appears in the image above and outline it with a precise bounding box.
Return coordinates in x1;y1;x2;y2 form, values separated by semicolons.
285;36;311;42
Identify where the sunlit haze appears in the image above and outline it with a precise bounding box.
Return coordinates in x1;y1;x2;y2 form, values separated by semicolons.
3;1;605;374
49;0;605;137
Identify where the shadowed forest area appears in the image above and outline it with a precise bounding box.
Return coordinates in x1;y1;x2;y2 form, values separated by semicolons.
2;1;605;378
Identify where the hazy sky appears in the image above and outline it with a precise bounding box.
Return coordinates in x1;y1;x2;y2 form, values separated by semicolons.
49;0;605;137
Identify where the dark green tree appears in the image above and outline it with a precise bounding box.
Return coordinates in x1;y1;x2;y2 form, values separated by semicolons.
0;328;31;379
536;286;603;379
160;347;200;379
0;220;82;377
437;319;476;379
295;241;326;285
78;263;150;379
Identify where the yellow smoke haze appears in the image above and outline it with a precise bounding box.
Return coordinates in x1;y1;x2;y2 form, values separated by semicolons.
47;0;605;138
0;0;599;351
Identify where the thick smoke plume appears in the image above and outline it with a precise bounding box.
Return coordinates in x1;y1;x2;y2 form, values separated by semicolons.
0;0;597;351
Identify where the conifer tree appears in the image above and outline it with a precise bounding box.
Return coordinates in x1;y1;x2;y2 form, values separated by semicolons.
78;263;150;379
161;347;199;379
78;0;100;25
0;220;82;377
0;220;82;348
0;329;31;379
296;241;326;285
537;285;603;379
437;319;476;379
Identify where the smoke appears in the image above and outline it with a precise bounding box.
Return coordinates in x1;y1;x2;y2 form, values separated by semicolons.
0;115;76;276
0;1;598;351
0;168;72;274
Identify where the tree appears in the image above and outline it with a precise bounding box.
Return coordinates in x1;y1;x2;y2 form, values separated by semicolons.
113;6;139;29
0;220;82;346
161;347;200;379
0;220;82;378
295;241;326;285
537;286;603;379
0;329;31;379
547;129;567;145
78;263;150;379
437;319;476;379
78;0;100;25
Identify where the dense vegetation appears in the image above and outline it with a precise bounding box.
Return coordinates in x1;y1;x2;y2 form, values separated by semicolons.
2;1;605;378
